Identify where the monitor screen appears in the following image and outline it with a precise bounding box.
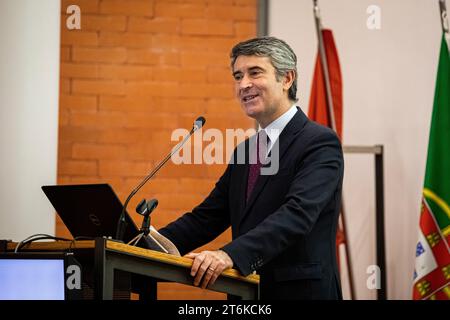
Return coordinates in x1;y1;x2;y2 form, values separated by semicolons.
0;257;65;300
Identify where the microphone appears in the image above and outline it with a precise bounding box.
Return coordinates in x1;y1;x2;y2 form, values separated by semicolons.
193;116;206;131
137;198;158;238
136;198;158;217
115;116;206;241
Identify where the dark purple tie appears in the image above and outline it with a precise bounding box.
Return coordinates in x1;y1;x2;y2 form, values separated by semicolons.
246;130;268;202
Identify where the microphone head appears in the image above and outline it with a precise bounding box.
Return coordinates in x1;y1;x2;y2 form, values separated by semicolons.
193;116;206;130
136;198;158;216
147;199;158;212
136;199;148;216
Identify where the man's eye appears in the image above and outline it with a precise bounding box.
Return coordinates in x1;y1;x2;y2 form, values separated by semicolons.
233;74;242;81
250;70;262;76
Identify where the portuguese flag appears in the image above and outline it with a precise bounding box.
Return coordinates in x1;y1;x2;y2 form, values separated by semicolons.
412;35;450;300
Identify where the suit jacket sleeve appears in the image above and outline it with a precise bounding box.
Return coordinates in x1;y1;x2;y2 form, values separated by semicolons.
158;163;232;256
221;129;344;276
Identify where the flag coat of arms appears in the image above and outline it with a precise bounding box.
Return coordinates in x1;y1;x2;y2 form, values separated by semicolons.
413;35;450;300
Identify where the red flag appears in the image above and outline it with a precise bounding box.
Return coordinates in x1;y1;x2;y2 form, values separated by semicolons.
308;29;343;139
307;29;344;264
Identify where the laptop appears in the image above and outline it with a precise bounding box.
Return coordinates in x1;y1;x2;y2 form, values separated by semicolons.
41;184;138;243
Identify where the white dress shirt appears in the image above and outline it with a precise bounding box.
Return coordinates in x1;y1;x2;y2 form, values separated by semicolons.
259;104;298;153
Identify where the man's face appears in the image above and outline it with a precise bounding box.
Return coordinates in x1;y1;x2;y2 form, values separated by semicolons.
232;55;288;126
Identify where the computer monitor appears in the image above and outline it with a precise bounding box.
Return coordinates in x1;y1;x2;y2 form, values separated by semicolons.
0;253;78;300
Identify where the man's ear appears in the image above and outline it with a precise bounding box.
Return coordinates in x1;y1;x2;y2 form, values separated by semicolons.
283;70;295;91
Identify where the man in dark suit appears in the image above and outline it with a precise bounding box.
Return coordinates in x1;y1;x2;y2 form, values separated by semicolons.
159;37;344;300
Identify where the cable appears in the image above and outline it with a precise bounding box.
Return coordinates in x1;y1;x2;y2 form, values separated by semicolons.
14;234;54;253
15;234;97;254
68;236;95;253
14;234;72;253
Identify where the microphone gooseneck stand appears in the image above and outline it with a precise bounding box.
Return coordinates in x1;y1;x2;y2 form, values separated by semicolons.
115;116;206;242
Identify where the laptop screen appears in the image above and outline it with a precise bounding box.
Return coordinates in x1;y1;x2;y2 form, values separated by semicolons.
41;184;138;242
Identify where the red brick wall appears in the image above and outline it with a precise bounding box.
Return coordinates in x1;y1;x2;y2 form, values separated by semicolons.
57;0;256;299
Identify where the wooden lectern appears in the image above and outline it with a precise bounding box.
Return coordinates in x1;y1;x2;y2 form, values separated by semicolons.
5;238;259;300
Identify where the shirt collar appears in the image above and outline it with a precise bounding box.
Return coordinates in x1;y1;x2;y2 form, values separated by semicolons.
259;104;298;145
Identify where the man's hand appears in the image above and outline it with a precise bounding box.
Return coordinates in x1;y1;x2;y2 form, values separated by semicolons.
185;250;233;289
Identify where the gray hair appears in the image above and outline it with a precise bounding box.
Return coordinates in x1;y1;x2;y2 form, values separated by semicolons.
230;36;298;102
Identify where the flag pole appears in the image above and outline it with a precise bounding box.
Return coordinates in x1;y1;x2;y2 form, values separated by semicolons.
312;0;336;131
312;0;356;300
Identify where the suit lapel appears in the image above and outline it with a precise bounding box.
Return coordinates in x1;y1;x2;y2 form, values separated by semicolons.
234;139;251;220
237;107;308;226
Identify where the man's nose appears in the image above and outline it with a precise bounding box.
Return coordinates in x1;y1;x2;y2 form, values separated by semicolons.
239;74;252;90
